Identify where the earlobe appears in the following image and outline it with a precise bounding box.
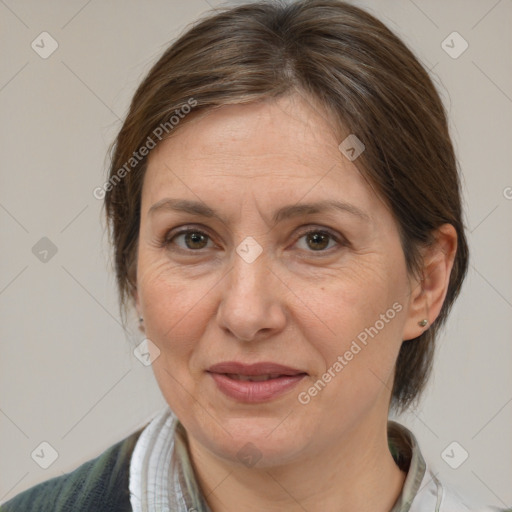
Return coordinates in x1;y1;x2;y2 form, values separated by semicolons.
402;223;458;341
133;289;146;331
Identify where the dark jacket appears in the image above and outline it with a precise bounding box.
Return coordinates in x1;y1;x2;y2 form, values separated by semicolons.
1;428;144;512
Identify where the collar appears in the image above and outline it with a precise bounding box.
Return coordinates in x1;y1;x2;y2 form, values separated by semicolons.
128;407;473;512
388;420;432;511
129;406;210;512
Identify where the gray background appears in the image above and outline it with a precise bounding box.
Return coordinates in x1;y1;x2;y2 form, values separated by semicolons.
1;0;511;508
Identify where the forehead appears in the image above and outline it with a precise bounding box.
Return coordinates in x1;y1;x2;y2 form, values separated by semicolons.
141;94;379;217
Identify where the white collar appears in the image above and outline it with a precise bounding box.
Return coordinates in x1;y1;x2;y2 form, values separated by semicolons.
129;407;500;512
129;405;208;512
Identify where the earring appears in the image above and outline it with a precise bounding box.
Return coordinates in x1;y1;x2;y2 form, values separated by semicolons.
139;316;144;324
418;319;428;327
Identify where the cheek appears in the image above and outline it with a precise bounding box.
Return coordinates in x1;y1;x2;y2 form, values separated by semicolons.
137;257;214;360
138;264;216;415
301;257;407;398
298;304;404;435
306;256;405;340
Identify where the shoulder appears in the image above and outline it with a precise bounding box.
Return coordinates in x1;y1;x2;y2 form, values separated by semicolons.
0;427;145;512
387;421;509;512
413;467;510;512
439;479;509;512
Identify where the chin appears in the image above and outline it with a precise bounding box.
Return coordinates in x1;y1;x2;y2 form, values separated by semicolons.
191;412;315;468
217;434;308;469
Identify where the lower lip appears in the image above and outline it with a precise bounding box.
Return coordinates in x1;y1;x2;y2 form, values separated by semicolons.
208;373;306;403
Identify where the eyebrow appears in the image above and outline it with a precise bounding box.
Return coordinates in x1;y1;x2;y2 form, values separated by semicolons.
148;198;370;224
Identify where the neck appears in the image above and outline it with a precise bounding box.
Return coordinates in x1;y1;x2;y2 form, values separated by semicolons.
186;415;407;512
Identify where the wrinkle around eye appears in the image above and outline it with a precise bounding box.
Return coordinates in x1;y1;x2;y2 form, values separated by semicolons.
144;213;372;257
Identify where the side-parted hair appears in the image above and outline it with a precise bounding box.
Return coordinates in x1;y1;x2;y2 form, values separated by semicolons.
104;0;469;413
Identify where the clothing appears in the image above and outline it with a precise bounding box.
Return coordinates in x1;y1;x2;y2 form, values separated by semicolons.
0;427;139;512
1;406;508;512
129;406;209;511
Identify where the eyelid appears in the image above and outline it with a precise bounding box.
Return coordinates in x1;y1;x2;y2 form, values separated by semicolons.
294;224;343;239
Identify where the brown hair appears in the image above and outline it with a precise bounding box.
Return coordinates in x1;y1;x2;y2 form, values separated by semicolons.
103;0;469;413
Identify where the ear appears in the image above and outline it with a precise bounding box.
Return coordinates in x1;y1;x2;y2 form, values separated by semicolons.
134;288;141;314
402;223;458;341
133;287;145;332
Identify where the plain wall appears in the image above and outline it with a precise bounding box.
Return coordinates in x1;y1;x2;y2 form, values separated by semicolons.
1;0;511;508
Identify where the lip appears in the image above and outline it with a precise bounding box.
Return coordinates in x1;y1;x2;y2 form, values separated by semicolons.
207;361;307;403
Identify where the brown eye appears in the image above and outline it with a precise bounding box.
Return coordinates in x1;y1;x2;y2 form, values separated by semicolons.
165;229;213;251
183;231;209;249
305;232;331;251
295;228;343;253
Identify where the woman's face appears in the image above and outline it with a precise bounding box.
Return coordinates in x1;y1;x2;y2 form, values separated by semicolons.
135;94;422;467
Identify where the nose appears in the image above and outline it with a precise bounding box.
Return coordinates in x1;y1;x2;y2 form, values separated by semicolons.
216;248;287;342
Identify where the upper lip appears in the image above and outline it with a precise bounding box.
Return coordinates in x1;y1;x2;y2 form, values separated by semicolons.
207;361;307;376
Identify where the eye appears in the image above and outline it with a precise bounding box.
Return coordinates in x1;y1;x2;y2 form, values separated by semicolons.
163;228;214;251
294;228;344;253
161;226;345;255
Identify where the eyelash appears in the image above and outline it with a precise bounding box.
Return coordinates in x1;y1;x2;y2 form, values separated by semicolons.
160;225;347;256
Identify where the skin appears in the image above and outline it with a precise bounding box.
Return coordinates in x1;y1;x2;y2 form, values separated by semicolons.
134;93;457;512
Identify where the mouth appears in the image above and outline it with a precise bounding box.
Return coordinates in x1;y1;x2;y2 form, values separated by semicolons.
223;373;289;382
207;362;307;403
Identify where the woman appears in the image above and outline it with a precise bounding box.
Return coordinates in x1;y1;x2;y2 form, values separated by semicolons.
2;1;508;511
